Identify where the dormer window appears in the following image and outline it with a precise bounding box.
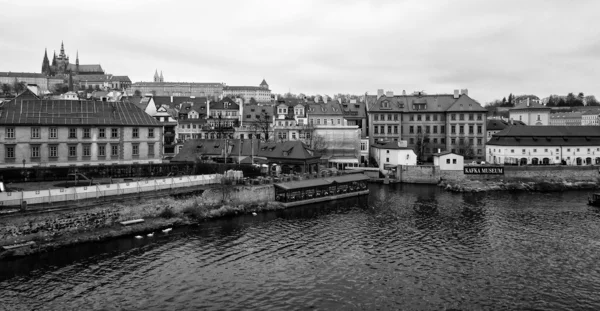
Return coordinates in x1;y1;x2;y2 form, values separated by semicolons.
381;101;390;109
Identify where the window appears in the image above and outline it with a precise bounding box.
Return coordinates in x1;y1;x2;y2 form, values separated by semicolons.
426;115;430;121
68;145;77;157
317;119;321;125
469;138;474;145
453;159;457;164
417;126;422;133
132;144;139;156
69;128;77;139
409;126;414;134
83;145;91;157
387;125;392;134
111;145;119;156
417;115;422;121
393;126;398;134
374;114;379;121
441;126;445;134
111;128;118;138
387;114;392;121
441;138;445;144
386;150;390;154
459;114;464;121
5;145;15;159
133;128;139;139
292;132;296;139
97;128;105;139
50;128;57;139
446;159;450;164
386;157;389;162
567;148;571;152
426;126;430;133
469;114;474;121
361;142;367;151
537;115;541;121
451;125;456;134
148;128;155;138
149;143;156;156
433;115;438;121
409;138;414;144
393;114;398;121
477;125;482;134
5;127;14;139
330;119;333;125
477;138;482;145
433;138;438;144
459;125;464;134
98;145;105;157
451;114;456;121
374;126;379;134
380;125;385;134
433;126;437;134
410;115;414;121
49;145;58;158
337;119;341;125
533;149;537;153
469;125;474;134
83;128;91;139
477;149;482;155
31;145;40;158
31;127;40;139
451;138;456;145
477;114;482;121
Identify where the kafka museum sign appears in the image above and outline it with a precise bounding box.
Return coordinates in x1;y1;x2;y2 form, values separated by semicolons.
463;166;504;175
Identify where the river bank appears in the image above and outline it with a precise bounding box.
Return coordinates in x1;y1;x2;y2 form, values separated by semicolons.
440;178;600;192
0;192;285;260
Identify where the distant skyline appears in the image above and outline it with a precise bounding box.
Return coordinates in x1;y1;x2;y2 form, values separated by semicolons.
1;0;598;103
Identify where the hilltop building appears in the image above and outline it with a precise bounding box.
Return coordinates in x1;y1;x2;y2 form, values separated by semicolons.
130;72;223;99
41;42;104;77
223;79;272;103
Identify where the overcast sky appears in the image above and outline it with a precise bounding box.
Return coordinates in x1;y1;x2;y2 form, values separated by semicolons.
1;0;598;103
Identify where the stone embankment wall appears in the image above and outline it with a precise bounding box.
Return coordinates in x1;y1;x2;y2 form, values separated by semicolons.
0;184;275;241
397;165;600;184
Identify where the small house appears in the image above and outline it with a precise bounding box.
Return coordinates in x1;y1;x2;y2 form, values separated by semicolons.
433;151;464;170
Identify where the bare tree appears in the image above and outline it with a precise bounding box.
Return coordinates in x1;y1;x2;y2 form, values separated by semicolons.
414;132;430;162
250;111;272;142
1;83;11;95
455;139;475;159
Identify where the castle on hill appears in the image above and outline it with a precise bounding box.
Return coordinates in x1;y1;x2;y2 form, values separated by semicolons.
41;41;105;77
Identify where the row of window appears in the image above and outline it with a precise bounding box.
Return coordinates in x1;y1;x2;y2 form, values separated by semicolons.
6;127;155;139
275;132;312;140
309;118;342;126
449;138;484;145
5;143;157;159
496;147;600;154
373;113;484;122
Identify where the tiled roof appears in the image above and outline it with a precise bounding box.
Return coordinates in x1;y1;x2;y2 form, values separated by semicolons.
210;97;239;110
260;79;268;86
0;100;161;126
445;94;487;112
257;141;320;160
242;105;274;122
371;141;413;150
550;112;583;118
224;85;268;91
151;96;208;109
368;94;486;113
67;64;104;73
487;126;600;146
132;82;223;87
306;101;344;116
112;75;132;82
486;119;526;131
341;101;366;118
433;151;457;156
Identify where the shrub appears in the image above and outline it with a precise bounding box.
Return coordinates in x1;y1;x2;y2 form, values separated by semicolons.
159;206;177;218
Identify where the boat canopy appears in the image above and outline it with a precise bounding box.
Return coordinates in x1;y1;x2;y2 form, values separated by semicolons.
274;173;369;191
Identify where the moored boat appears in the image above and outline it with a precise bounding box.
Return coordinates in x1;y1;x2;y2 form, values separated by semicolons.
274;173;369;207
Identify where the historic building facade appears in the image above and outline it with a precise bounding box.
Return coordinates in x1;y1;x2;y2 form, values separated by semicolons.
0;100;163;168
508;99;551;125
41;42;105;77
223;79;272;103
367;89;487;162
486;126;600;165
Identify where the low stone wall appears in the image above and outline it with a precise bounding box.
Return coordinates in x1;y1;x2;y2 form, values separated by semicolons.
199;184;275;205
397;165;600;184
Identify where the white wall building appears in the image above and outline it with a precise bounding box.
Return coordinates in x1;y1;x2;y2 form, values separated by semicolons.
433;151;464;170
508;99;551;126
486;126;600;165
371;141;417;171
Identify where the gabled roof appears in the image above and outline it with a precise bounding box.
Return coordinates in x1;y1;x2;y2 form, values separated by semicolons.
68;64;104;73
341;101;366;118
260;79;268;86
210;97;239;110
257;141;320;160
10;88;40;101
487;126;600;146
0;100;161;126
445;94;487;112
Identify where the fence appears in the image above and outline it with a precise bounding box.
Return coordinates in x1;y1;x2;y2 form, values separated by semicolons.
0;174;223;207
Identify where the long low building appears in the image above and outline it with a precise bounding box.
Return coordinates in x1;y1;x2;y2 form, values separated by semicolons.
486;126;600;165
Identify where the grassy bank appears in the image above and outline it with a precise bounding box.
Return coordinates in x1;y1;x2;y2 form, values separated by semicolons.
0;195;284;259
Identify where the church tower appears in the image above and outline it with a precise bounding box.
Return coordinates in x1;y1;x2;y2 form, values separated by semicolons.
160;71;164;82
75;50;79;75
42;48;50;75
154;69;159;82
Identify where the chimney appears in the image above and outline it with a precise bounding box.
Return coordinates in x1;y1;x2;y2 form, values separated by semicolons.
402;90;406;96
453;89;459;99
527;98;530;107
386;91;394;97
377;89;384;99
461;89;468;96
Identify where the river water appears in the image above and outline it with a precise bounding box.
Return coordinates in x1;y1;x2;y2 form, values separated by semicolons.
2;184;600;310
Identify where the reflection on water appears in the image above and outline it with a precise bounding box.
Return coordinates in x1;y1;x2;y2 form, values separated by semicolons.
2;184;600;310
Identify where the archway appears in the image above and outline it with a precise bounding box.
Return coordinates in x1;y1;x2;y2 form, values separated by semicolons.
531;158;539;165
576;157;582;165
542;158;550;165
520;158;527;166
586;157;592;165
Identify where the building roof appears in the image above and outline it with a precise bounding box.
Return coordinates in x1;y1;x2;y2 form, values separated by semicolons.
371;141;414;150
260;79;268;87
550;111;583;118
132;82;223;87
67;64;104;73
0;71;61;79
242;105;274;123
487;126;600;146
306;101;344;116
274;173;369;190
112;75;132;82
486;119;526;131
171;139;264;162
151;96;208;110
341;101;366;119
510;100;550;110
445;94;487;112
433;151;460;157
224;85;269;91
257;140;320;160
210;97;239;110
369;94;486;113
0;100;161;126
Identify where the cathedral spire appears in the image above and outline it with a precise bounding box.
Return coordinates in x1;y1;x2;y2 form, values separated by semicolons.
42;48;50;75
76;50;79;65
60;40;65;56
160;71;164;82
154;69;159;82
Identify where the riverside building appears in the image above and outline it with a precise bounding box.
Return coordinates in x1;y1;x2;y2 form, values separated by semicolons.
486;126;600;165
0;99;163;168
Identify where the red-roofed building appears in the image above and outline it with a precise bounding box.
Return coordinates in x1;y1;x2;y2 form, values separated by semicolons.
0;100;163;168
